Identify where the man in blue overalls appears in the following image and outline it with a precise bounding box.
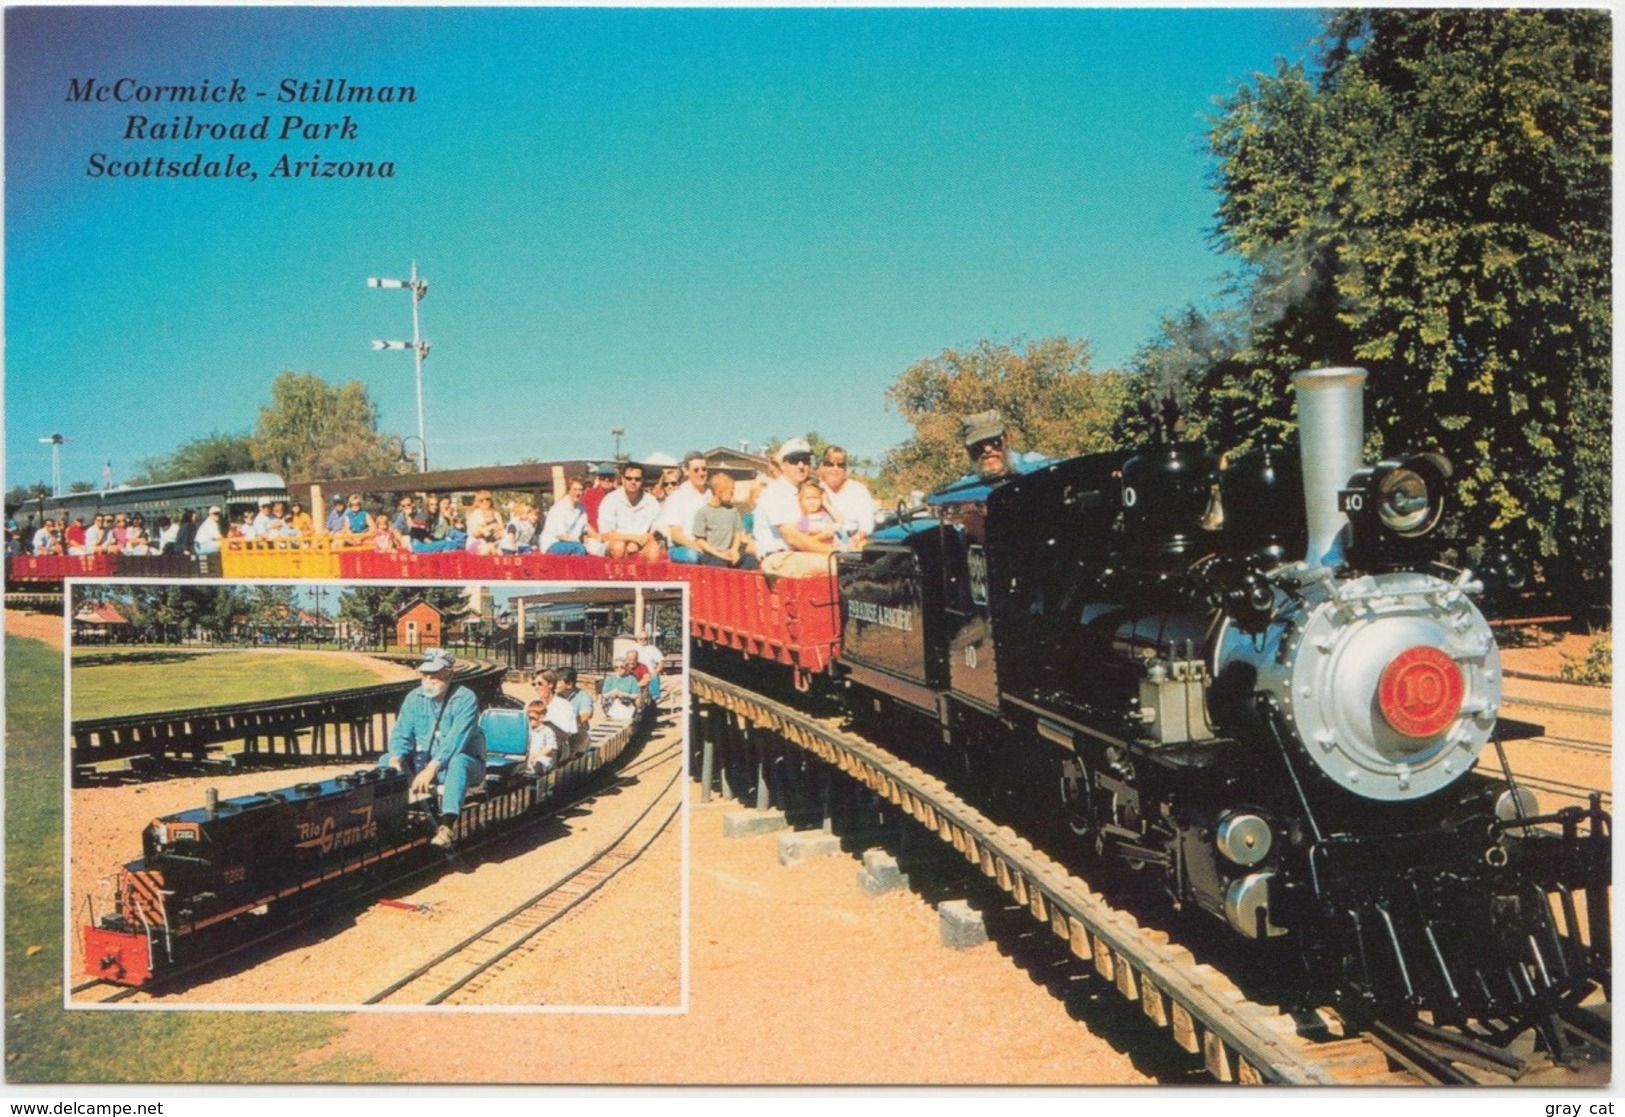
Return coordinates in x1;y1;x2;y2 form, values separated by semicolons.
383;647;487;849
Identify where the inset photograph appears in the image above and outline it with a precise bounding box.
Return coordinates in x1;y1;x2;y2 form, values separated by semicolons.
69;581;685;1011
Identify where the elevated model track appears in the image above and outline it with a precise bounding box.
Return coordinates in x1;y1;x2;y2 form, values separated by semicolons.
691;671;1610;1086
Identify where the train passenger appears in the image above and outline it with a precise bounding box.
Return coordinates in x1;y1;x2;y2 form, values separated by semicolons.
251;498;278;539
753;438;839;576
124;514;153;555
371;514;405;552
194;507;224;555
524;699;561;775
172;510;199;555
690;472;759;569
464;490;504;555
287;501;314;537
581;462;619;532
529;669;579;771
391;496;419;539
600;657;642;721
634;634;666;704
268;501;298;538
598;462;665;561
30;518;58;555
507;502;538;552
154;515;179;553
84;514;108;553
235;509;258;541
819;445;875;549
330;494;373;547
556;667;594;758
794;481;845;547
325;495;348;534
383;648;487;850
538;477;594;556
658;451;713;563
64;516;88;554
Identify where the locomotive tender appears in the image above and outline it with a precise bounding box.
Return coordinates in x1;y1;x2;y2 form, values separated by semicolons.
838;367;1607;1022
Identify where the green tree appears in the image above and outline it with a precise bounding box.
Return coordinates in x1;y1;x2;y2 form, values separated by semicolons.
5;482;50;512
1203;9;1610;597
129;430;257;485
879;337;1129;495
120;585;245;641
249;371;405;481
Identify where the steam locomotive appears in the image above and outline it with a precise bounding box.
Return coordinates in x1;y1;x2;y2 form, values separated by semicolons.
82;702;647;987
836;367;1609;1025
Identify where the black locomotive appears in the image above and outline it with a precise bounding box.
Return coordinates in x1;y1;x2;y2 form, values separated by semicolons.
82;703;646;987
837;367;1609;1027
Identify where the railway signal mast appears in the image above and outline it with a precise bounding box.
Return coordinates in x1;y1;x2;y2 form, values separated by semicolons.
37;432;71;496
367;262;430;472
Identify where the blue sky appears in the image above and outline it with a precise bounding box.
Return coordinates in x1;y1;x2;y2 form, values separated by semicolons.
6;6;1323;485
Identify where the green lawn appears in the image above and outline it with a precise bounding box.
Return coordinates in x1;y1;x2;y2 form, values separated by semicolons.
70;649;392;720
6;635;394;1083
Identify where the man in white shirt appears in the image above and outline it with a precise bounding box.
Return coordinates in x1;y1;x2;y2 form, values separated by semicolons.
659;451;713;564
538;476;595;555
753;439;838;577
596;462;665;561
193;507;224;555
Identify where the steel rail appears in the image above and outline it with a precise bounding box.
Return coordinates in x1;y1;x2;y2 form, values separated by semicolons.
363;763;682;1006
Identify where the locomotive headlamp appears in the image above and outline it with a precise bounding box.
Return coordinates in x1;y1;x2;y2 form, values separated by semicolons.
1338;453;1452;567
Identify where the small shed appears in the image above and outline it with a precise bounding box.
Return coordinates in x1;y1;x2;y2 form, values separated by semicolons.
393;598;446;650
72;601;130;643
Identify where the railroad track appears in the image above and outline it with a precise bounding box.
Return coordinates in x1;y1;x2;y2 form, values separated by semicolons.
1502;694;1612;720
362;763;682;1006
692;671;1609;1086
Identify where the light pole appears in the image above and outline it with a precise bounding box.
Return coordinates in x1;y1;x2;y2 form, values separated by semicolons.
368;262;430;472
37;433;70;496
611;428;625;461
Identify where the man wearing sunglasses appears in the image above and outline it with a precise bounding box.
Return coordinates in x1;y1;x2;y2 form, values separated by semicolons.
658;450;713;564
961;410;1019;482
753;438;842;576
597;461;665;561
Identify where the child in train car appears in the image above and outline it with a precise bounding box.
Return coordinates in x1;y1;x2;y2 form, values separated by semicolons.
795;481;852;550
525;699;560;775
370;514;403;553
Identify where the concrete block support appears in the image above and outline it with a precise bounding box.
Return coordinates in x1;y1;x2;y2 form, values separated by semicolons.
857;849;909;895
938;899;988;949
723;809;789;839
778;829;842;866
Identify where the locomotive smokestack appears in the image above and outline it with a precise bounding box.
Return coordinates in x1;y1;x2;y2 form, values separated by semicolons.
1292;367;1368;567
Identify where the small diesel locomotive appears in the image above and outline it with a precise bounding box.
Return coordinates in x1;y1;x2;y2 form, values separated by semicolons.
836;367;1608;1025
